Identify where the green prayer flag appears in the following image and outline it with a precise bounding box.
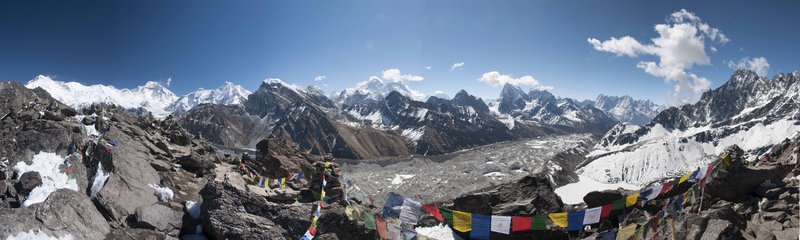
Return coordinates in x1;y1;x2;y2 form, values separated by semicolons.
531;215;547;230
439;207;454;227
611;199;626;210
363;211;376;230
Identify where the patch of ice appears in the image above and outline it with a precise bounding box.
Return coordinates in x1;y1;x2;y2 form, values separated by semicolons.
5;229;74;240
416;223;464;240
89;162;110;198
149;184;174;202
391;174;415;185
12;152;79;207
555;175;640;204
185;200;203;219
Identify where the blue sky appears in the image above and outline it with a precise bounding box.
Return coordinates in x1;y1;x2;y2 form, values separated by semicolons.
1;0;798;104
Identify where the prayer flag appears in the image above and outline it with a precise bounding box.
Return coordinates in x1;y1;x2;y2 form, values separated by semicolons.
376;215;388;240
511;216;531;232
422;204;444;222
583;207;602;225
453;210;472;232
439;207;454;227
281;178;286;188
387;221;403;240
549;212;568;228
601;204;612;218
532;215;548;231
382;192;404;219
611;199;625;210
616;223;637;240
401;225;417;240
626;193;639;207
566;211;585;231
300;230;314;240
491;215;511;235
601;229;617;240
660;180;673;194
679;171;692;184
645;185;663;200
688;168;699;180
363;212;376;230
470;214;491;240
399;198;422;225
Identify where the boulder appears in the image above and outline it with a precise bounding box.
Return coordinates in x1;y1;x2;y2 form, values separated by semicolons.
453;175;563;215
315;204;373;240
134;204;183;232
583;190;624;208
0;189;110;240
41;110;64;121
178;153;216;176
14;171;42;196
700;219;742;240
199;181;311;239
81;116;97;125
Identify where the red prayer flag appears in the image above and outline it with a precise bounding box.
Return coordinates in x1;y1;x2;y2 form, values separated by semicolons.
660;181;673;194
422;204;444;222
376;214;388;240
309;226;317;236
600;204;612;218
511;216;532;232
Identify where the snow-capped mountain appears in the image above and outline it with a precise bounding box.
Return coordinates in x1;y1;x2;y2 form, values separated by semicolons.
166;81;251;113
25;75;177;117
587;94;663;125
491;83;617;135
579;70;800;186
335;77;425;106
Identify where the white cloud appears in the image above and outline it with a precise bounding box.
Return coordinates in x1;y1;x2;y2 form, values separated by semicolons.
727;57;770;77
451;61;465;71
588;9;727;102
165;77;172;87
314;75;326;81
425;66;432;70
381;68;424;82
478;71;553;90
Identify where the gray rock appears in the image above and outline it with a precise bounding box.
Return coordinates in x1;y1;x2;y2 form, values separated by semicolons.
772;228;799;240
762;220;785;231
95;127;160;221
82;116;97;125
150;159;173;172
15;171;42;196
41;110;65;121
701;219;742;240
0;189;110;240
134;204;183;232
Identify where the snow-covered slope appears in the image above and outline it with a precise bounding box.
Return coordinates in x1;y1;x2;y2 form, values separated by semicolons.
579;70;800;186
25;75;178;117
335;77;425;106
166;81;251;113
588;94;663;125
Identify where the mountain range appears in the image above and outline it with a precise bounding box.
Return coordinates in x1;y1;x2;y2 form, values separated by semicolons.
22;75;673;159
579;69;800;185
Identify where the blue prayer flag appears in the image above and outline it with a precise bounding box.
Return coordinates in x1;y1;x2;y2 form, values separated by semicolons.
470;214;491;240
566;211;585;232
382;192;404;219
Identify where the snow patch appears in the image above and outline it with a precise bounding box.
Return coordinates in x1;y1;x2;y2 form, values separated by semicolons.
185;200;203;219
5;230;74;240
416;223;464;240
12;152;79;207
401;128;425;143
90;162;110;198
391;174;415;185
555;175;640;204
148;184;174;202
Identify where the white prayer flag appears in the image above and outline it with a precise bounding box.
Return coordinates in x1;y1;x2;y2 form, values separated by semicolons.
646;185;663;200
490;215;512;235
583;206;602;225
399;198;422;225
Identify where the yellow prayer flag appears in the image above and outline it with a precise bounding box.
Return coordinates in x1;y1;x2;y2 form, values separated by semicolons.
321;189;326;199
626;193;639;207
281;178;286;188
616;223;637;240
453;210;472;232
679;171;691;183
549;212;568;228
